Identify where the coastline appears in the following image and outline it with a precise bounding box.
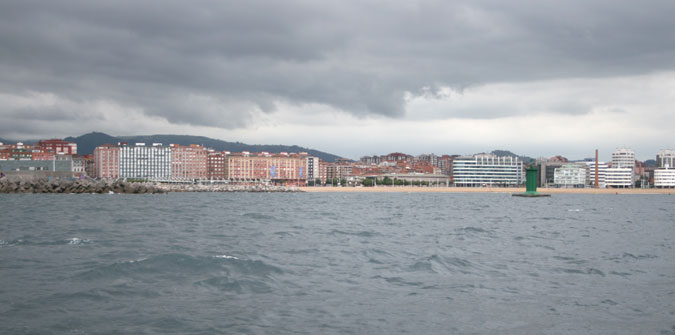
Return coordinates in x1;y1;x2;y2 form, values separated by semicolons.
299;186;675;195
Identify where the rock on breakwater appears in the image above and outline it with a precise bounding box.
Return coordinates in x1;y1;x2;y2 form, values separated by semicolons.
0;178;302;194
0;179;165;194
154;183;301;193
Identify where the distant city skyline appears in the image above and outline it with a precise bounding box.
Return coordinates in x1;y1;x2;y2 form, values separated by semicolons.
1;1;674;161
0;131;666;163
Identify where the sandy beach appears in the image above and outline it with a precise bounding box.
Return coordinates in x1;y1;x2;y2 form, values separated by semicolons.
299;186;675;195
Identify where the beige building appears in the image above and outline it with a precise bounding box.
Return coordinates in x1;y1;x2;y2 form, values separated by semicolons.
170;144;208;180
93;144;119;179
227;152;308;185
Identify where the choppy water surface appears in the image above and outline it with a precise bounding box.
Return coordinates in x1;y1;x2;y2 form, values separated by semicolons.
1;192;674;334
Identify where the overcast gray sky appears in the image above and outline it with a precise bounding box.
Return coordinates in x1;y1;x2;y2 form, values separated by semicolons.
1;0;674;160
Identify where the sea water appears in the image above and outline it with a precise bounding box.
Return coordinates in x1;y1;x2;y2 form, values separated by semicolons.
1;192;674;334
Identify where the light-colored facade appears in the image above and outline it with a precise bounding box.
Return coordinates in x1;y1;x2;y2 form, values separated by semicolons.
452;154;523;187
72;156;86;177
657;149;675;168
170;144;207;180
226;152;307;184
605;168;633;188
654;168;675;188
306;156;320;181
369;173;451;185
586;161;608;188
612;148;635;169
322;162;353;182
538;160;565;187
553;164;587;187
93;145;119;179
119;143;172;180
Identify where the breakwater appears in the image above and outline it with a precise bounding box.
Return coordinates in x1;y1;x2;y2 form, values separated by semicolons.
0;179;165;194
155;183;300;193
0;178;301;194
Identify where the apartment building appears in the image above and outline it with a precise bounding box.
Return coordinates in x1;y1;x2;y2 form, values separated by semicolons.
553;163;587;188
605;168;633;188
657;149;675;168
93;144;119;179
37;139;77;155
452;154;523;187
119;143;172;180
586;161;608;188
654;168;675;188
207;150;228;180
170;144;207;180
227;152;307;184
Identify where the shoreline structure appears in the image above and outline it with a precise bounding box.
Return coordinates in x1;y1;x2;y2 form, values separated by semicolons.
0;179;299;194
0;178;671;194
299;186;674;195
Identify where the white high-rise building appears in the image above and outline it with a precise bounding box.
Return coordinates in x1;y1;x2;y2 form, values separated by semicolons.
612;148;635;169
119;143;172;180
611;148;635;185
657;149;675;168
606;168;633;188
554;163;587;188
452;154;523;187
586;161;608;188
306;156;320;181
654;168;675;188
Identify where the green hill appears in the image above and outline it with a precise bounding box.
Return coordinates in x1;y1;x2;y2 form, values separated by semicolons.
63;132;342;162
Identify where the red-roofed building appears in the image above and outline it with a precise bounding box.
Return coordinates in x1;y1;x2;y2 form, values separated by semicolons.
38;139;77;155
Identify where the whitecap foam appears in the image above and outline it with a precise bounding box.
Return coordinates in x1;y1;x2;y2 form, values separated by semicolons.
215;255;239;260
126;257;148;263
68;237;91;245
567;209;583;212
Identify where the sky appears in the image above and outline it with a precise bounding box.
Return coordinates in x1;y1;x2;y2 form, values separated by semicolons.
1;0;674;161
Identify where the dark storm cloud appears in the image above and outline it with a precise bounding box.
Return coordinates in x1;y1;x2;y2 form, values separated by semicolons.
2;0;675;128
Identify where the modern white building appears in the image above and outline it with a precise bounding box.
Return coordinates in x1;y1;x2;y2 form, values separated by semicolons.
452;154;523;187
654;168;675;188
605;168;633;188
119;143;172;180
611;148;635;185
657;149;675;168
612;148;635;169
554;164;587;188
306;156;320;181
586;161;608;188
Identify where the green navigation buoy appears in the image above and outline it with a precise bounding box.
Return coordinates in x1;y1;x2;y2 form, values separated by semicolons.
513;166;551;197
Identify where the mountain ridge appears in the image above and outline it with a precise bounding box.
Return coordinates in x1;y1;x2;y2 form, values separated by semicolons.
61;132;343;162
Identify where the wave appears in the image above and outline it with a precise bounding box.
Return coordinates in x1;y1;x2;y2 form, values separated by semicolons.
554;267;605;276
407;254;475;274
241;212;278;221
76;253;283;284
0;237;92;247
330;229;380;237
